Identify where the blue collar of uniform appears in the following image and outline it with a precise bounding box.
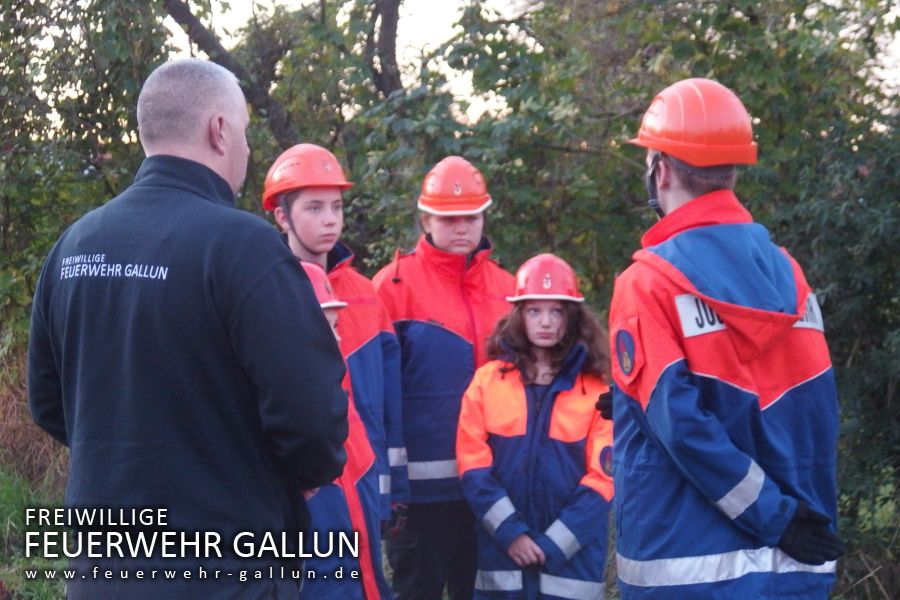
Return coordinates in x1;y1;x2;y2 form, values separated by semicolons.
523;343;588;414
132;155;235;207
641;190;753;248
496;338;517;363
326;241;355;273
505;341;587;393
553;343;587;391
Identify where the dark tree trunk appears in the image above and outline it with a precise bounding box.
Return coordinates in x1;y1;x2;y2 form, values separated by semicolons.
368;0;403;97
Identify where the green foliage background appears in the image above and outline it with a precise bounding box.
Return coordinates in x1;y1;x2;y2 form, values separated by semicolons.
1;0;897;597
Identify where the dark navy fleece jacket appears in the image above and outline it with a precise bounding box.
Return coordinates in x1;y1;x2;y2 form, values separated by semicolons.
28;155;348;596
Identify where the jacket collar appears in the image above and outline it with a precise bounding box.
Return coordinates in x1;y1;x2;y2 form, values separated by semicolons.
553;343;588;392
503;341;588;393
132;155;235;207
641;190;753;248
327;241;355;274
416;234;494;279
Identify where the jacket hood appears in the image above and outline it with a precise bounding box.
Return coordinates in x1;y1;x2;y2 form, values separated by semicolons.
636;191;812;361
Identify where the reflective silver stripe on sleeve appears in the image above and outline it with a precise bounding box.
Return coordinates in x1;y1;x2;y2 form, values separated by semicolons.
379;474;391;495
545;519;581;559
482;496;516;535
539;573;604;600
406;459;458;480
716;460;765;519
388;447;408;466
617;547;836;587
475;570;522;591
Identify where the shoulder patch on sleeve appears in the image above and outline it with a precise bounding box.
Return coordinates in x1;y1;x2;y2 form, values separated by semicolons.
612;316;645;385
615;330;636;375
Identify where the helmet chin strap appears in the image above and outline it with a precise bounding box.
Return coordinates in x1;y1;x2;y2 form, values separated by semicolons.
279;197;324;265
645;153;665;218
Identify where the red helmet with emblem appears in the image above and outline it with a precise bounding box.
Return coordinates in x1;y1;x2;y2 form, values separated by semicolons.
418;156;492;215
262;144;353;211
628;78;757;167
300;262;347;309
507;254;584;303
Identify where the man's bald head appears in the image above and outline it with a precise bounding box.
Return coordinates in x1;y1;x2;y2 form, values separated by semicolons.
137;59;242;153
136;59;251;193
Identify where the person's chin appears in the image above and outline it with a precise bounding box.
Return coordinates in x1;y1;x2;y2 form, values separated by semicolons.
451;242;475;254
315;239;337;253
443;246;470;255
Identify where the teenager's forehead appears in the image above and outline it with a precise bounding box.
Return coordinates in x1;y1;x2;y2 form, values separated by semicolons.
290;187;344;203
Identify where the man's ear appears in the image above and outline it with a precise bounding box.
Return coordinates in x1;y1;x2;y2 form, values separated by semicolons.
655;156;674;190
273;205;288;231
208;113;227;156
419;213;431;234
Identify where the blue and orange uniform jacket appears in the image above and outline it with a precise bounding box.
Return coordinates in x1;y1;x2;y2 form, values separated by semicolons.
373;235;515;502
301;373;392;599
457;346;613;599
608;190;840;599
329;242;409;515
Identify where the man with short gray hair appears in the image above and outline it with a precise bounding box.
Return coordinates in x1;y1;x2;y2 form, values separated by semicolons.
28;58;348;598
135;59;250;193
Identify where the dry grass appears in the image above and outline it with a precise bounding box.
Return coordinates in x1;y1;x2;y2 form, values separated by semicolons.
0;348;67;496
836;544;900;599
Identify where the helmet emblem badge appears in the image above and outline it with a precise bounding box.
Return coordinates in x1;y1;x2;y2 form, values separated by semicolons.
453;182;462;196
542;274;552;289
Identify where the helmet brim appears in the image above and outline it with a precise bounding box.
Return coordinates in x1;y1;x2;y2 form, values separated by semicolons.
417;197;492;216
506;294;585;303
320;300;348;310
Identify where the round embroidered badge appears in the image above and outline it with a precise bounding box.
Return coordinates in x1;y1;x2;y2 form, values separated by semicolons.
599;446;613;477
615;330;636;376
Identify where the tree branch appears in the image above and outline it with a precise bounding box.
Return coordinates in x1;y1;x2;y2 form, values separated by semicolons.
163;0;298;149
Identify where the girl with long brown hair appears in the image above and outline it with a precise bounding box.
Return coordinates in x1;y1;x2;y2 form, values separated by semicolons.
457;253;613;599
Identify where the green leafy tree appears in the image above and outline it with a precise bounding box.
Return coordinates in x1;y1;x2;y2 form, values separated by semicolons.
1;0;896;596
1;1;171;357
